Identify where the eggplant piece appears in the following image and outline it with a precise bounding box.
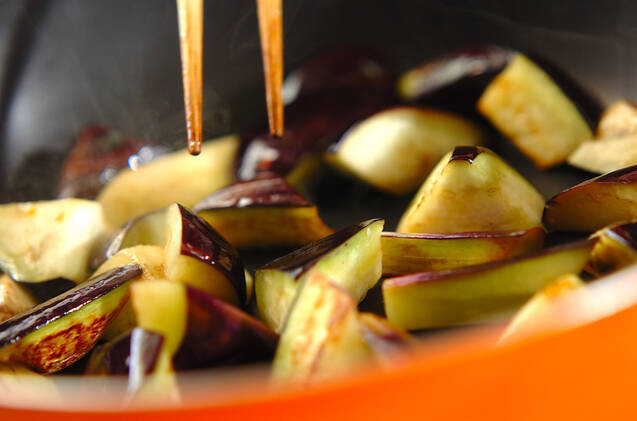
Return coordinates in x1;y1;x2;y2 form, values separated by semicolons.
99;204;250;341
57;126;149;200
130;281;277;370
165;203;246;306
382;240;595;330
567;100;637;174
85;327;164;376
237;49;393;184
397;146;544;234
96;245;166;284
381;228;545;276
95;245;169;341
478;53;593;168
0;265;141;373
596;100;637;139
398;45;513;116
237;89;389;183
398;46;602;126
98;135;239;229
0;199;106;284
86;327;178;401
327;107;484;195
194;174;333;248
543;165;637;232
497;273;587;346
282;46;393;106
587;222;637;277
255;219;384;332
568;135;637;174
272;270;371;382
0;274;36;323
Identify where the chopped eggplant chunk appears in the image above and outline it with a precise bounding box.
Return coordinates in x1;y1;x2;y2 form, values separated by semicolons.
478;53;592;168
98;135;239;229
397;146;544;234
543;165;637;232
195;174;333;248
327;107;483;195
0;265;140;373
255;219;383;332
130;281;277;371
382;240;594;330
272;270;371;382
0;199;106;284
381;228;545;276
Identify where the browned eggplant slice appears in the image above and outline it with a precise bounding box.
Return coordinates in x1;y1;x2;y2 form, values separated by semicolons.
0;265;141;373
272;270;371;382
478;53;593;168
255;219;383;332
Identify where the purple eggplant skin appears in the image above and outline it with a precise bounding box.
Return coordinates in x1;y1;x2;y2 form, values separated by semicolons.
176;204;247;304
237;48;395;181
172;286;278;370
398;45;513;118
449;145;484;163
104;328;164;376
194;173;311;211
399;45;603;128
56;126;148;200
282;46;394;105
594;164;637;184
0;265;141;349
260;219;382;280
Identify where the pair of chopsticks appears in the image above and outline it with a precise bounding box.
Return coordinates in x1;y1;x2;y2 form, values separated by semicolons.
177;0;283;155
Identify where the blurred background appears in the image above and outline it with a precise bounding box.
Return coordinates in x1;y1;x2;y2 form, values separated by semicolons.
0;0;636;203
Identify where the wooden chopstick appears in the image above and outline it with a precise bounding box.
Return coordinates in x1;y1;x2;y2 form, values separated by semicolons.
177;0;203;155
256;0;284;138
